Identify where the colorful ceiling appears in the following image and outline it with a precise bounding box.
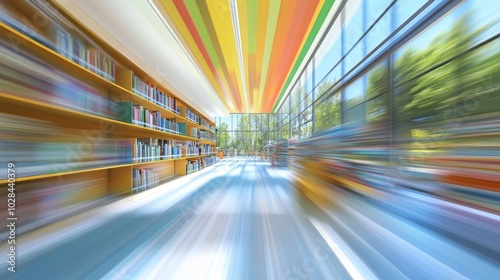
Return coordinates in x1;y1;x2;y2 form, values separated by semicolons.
157;0;335;113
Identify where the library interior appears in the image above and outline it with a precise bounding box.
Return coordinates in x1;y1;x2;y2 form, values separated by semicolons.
0;0;499;279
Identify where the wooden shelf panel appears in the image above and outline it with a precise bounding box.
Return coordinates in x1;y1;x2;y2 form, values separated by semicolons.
0;92;200;141
0;3;219;201
0;23;191;125
0;158;189;184
122;92;186;121
182;118;216;133
0;164;128;184
185;155;204;159
0;23;122;91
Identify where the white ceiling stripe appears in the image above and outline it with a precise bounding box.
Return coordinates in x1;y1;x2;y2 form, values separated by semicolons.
230;0;249;112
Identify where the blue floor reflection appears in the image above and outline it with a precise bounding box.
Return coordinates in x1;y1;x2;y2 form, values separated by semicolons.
1;158;499;279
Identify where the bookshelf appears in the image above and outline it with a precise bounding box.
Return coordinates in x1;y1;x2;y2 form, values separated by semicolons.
0;0;216;208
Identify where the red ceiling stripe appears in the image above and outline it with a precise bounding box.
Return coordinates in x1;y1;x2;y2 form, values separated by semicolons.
267;0;320;111
172;0;219;88
262;0;319;112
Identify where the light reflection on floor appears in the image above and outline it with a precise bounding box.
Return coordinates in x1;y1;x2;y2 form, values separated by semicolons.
1;158;498;279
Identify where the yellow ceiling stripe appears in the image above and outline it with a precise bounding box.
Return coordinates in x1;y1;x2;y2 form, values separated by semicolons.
237;0;250;111
198;0;243;111
246;0;258;111
255;0;270;112
159;0;231;110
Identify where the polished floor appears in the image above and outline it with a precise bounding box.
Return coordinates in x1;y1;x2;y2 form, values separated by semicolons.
1;158;499;279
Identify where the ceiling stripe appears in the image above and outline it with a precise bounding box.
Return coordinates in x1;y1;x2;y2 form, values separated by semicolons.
257;0;281;111
264;0;320;112
200;0;244;111
157;0;334;113
262;0;298;111
272;0;335;112
161;0;228;106
230;0;249;112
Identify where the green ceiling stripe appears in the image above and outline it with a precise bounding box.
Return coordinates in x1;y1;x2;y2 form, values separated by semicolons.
247;0;258;54
185;1;221;69
272;0;335;113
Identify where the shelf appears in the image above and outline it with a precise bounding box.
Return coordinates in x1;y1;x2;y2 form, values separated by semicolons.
0;92;199;141
132;157;182;165
0;23;193;126
186;168;200;174
185;155;204;159
0;1;217;203
0;22;122;92
0;156;191;184
0;164;128;184
124;92;185;120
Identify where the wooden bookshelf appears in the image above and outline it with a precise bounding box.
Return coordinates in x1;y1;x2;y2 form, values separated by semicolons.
0;0;216;201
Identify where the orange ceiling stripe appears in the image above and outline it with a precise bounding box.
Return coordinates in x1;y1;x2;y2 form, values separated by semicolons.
263;0;298;111
264;0;320;112
257;0;281;112
255;0;271;112
270;0;325;111
272;0;335;112
159;0;334;113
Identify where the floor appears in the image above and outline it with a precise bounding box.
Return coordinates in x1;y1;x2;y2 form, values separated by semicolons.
1;158;499;279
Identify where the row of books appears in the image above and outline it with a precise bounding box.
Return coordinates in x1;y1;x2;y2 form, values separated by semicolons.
200;119;216;132
190;128;199;139
186;159;202;174
132;106;180;133
0;41;120;120
133;138;182;162
7;175;108;232
119;102;180;134
132;74;180;113
199;130;216;141
206;156;216;166
184;141;216;157
185;142;201;157
0;138;132;180
132;168;159;194
56;29;116;82
186;107;200;124
188;127;215;141
0;0;117;82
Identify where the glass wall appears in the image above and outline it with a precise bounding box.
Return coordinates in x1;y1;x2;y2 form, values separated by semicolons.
215;114;279;155
276;0;434;136
218;0;499;159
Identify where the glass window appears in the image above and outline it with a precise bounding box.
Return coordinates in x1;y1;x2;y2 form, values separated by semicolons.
344;75;365;111
301;121;313;139
282;123;290;140
291;116;299;138
365;0;392;55
230;114;238;131
304;61;313;95
316;65;341;100
314;12;343;92
314;92;341;131
343;0;365;73
345;62;388;124
291;84;300;115
300;106;312;125
393;0;427;28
